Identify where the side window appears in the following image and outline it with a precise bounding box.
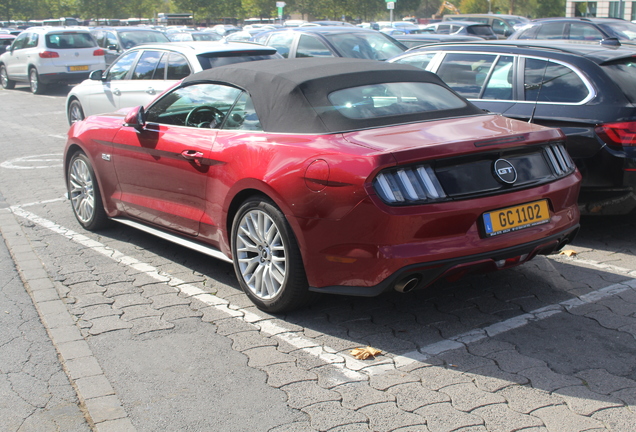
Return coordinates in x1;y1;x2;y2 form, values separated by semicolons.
535;22;566;39
437;24;451;34
25;33;39;48
492;19;510;37
436;53;496;98
145;83;242;127
132;50;162;80
11;33;28;50
524;58;589;103
166;53;190;80
568;23;605;40
92;31;104;47
106;32;118;49
106;51;139;80
483;56;515;100
152;53;167;80
296;34;334;58
392;52;436;70
267;32;295;58
223;93;262;131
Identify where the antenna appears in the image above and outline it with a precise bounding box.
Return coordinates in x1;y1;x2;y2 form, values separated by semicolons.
527;59;549;124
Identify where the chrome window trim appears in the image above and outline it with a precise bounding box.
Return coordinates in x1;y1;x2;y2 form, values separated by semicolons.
424;50;596;106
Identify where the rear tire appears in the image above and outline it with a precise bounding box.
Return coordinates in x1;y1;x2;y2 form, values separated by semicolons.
67;151;110;231
67;99;85;125
231;197;313;313
0;64;15;89
29;67;46;95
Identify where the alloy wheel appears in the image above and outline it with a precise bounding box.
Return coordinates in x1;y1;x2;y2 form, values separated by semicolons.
68;157;95;224
235;209;288;300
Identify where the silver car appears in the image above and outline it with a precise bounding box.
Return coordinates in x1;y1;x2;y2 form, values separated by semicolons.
66;41;281;125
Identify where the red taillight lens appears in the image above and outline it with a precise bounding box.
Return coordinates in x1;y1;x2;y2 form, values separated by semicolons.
93;49;105;56
38;51;60;58
595;122;636;147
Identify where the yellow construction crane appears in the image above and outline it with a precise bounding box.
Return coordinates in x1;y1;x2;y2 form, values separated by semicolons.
433;1;460;18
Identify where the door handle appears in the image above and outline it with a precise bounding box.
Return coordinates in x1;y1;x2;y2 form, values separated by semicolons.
113;88;121;96
181;150;204;160
146;87;155;95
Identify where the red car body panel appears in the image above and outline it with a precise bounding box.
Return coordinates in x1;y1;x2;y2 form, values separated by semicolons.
66;110;580;293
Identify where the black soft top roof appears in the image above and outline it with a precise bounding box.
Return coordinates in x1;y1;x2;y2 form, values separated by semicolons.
180;58;482;133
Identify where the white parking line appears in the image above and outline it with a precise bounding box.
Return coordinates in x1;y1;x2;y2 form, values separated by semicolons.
10;203;636;378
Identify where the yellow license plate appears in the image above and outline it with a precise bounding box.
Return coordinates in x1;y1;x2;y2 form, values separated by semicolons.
483;200;550;237
69;65;89;71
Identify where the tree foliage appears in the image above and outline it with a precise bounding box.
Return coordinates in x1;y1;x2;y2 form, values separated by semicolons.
0;0;571;24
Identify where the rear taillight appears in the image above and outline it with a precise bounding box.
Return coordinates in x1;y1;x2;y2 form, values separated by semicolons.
39;51;60;58
595;122;636;147
373;164;447;205
93;49;105;56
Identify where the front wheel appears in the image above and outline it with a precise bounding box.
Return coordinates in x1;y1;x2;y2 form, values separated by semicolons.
231;197;312;313
67;99;85;125
29;67;46;95
0;65;15;89
67;152;110;230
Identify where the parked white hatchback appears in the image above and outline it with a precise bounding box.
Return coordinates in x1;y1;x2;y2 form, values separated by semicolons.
0;26;106;94
65;41;281;125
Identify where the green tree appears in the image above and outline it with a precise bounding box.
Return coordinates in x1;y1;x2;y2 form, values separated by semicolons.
172;0;209;22
458;0;489;13
127;0;155;19
242;0;275;19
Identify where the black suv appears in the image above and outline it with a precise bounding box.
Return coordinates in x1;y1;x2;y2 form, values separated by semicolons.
90;27;170;65
508;18;636;46
390;40;636;215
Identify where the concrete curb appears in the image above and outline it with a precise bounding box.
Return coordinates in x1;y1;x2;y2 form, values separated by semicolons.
0;208;136;432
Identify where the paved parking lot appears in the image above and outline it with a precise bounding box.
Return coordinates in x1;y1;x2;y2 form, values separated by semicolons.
1;86;635;431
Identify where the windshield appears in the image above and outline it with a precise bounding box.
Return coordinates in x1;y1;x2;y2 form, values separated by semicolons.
325;32;405;61
119;31;169;48
601;58;636;103
328;82;467;119
598;22;636;40
45;32;96;49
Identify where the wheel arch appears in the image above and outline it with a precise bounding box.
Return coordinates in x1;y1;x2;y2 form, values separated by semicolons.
66;95;79;112
64;142;119;217
223;185;307;262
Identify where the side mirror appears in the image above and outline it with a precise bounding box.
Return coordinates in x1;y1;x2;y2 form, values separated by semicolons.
107;44;118;51
123;106;146;131
89;69;104;81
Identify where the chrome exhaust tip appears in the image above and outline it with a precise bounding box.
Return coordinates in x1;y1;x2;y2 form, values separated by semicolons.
394;275;421;293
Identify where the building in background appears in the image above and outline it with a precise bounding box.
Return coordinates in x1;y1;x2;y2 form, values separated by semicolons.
565;1;636;20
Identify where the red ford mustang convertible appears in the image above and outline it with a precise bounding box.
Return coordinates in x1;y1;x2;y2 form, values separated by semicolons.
64;58;581;312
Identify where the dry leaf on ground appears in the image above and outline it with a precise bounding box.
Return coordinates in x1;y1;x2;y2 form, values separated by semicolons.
350;346;382;360
559;249;577;257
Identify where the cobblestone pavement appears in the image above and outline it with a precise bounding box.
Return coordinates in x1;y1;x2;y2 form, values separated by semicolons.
0;201;90;431
1;87;636;431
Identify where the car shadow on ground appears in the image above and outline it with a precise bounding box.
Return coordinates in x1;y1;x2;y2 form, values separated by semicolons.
6;84;71;98
65;207;636;408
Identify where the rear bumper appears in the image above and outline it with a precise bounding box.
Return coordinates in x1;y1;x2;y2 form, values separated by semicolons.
310;224;579;296
39;71;91;85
